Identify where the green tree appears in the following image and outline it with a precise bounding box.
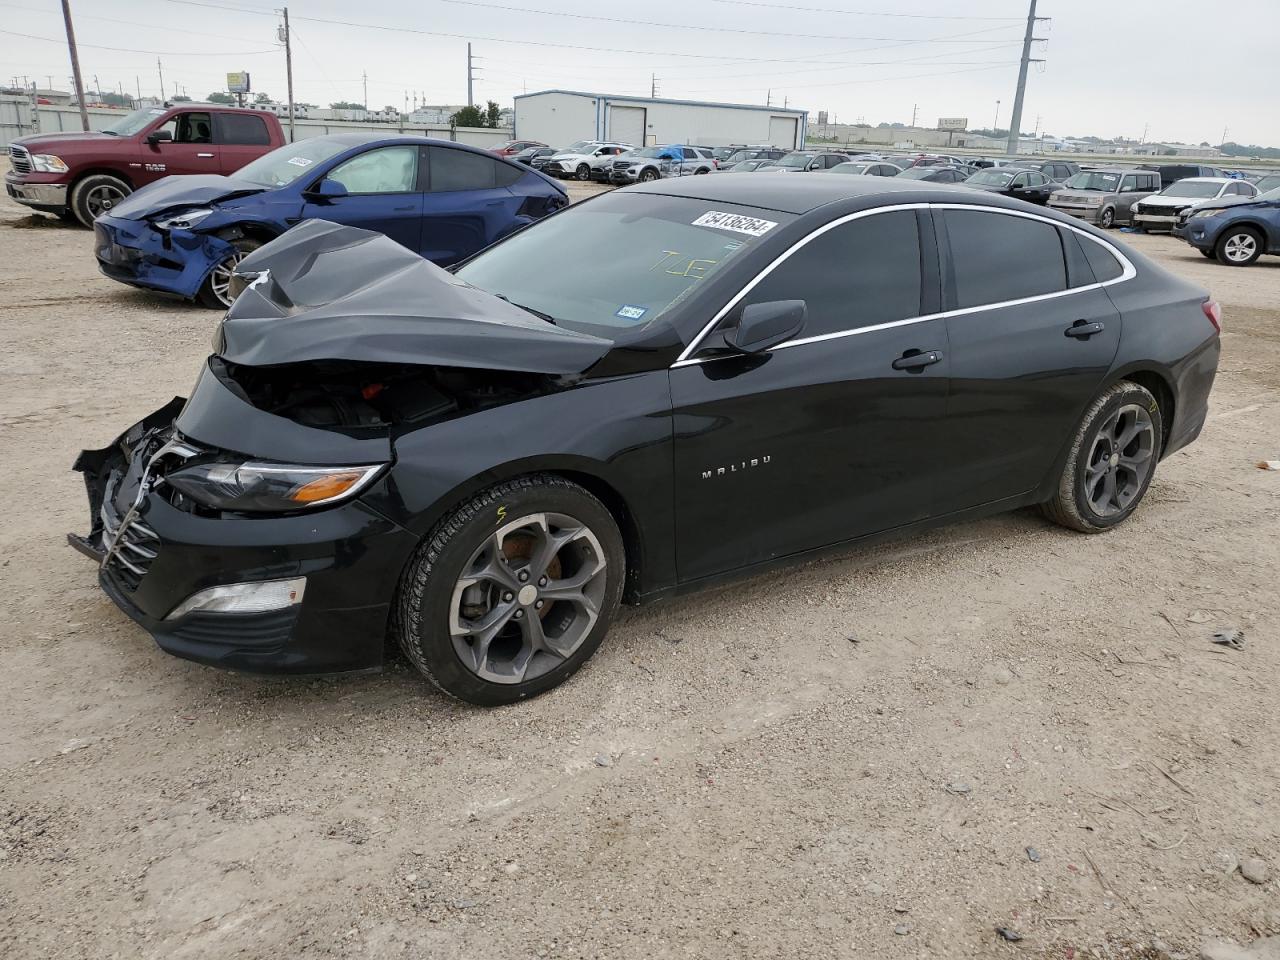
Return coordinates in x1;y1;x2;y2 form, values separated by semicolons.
207;91;235;104
485;99;501;128
329;101;364;110
171;95;192;102
450;104;485;127
253;92;271;104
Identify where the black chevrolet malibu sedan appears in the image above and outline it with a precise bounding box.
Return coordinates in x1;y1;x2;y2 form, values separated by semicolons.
71;176;1221;705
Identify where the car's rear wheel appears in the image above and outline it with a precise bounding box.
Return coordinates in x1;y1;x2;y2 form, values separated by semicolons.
1098;207;1116;229
397;475;625;705
1041;381;1163;533
70;174;131;228
639;168;660;182
1215;226;1263;266
575;163;591;181
196;236;263;309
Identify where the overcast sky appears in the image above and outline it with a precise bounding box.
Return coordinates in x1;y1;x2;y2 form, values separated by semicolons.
3;0;1276;146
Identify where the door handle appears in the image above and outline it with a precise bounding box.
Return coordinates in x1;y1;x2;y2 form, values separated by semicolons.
197;152;214;158
1065;320;1105;339
892;349;943;371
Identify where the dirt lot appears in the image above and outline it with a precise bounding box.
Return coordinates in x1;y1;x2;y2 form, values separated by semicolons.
1;185;1277;960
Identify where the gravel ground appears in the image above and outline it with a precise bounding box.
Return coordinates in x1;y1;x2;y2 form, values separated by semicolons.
0;185;1277;960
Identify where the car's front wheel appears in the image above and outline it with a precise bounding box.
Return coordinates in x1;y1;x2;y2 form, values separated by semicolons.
1215;226;1263;266
196;236;263;309
1041;381;1163;533
639;168;660;182
1098;206;1116;229
575;163;591;181
397;476;625;705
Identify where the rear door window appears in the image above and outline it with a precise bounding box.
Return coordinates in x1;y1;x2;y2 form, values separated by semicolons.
1080;235;1124;283
945;210;1067;309
428;146;498;191
216;113;270;145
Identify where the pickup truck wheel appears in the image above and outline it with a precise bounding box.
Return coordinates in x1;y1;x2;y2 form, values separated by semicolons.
70;174;131;227
639;168;660;183
196;237;263;309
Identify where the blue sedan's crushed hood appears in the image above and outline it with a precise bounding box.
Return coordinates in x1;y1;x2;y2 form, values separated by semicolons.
1188;195;1278;216
109;174;264;220
220;220;612;376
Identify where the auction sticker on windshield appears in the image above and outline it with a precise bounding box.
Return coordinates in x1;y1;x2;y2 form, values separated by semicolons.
286;157;314;167
692;211;778;237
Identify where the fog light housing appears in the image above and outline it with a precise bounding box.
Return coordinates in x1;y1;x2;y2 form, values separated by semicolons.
165;576;306;620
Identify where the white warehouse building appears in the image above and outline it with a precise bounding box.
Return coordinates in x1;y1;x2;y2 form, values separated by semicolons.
513;89;808;150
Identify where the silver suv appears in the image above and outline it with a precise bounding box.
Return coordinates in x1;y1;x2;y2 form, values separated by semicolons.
1047;168;1161;229
611;145;716;183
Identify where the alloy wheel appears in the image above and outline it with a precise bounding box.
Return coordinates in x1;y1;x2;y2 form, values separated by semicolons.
1223;232;1258;263
85;183;126;219
1100;208;1115;229
449;512;608;684
208;249;252;307
1083;403;1155;517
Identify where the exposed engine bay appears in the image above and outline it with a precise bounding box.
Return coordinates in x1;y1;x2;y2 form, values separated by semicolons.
212;356;560;431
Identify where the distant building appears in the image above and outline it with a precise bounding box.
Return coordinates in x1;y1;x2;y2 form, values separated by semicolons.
514;89;807;149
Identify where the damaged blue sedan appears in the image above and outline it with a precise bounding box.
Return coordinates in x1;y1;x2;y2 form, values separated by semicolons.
93;133;569;307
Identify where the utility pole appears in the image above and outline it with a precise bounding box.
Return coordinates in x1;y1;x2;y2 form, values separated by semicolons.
911;103;918;127
466;45;481;107
135;75;140;103
994;99;1000;133
279;7;295;142
362;69;368;111
1220;125;1228;146
156;58;165;102
92;73;99;98
766;88;771;107
650;73;657;98
60;0;90;130
1005;0;1046;156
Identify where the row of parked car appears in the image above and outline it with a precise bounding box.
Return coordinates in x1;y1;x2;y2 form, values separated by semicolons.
490;138;1280;267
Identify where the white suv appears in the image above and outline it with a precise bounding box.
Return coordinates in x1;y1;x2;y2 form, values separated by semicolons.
1131;177;1258;232
549;143;632;181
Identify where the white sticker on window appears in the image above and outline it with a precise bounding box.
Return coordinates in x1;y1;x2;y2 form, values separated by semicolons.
692;210;778;237
286;156;314;167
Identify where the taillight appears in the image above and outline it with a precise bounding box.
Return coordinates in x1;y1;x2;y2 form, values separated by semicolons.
1202;299;1222;332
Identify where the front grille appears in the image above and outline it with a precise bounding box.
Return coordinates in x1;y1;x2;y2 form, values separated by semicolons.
612;159;632;170
101;503;160;592
9;145;32;175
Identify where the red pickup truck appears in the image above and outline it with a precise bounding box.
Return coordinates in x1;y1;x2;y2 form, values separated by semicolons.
5;103;287;227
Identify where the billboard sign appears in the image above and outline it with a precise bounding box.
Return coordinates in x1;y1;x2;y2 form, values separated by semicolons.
226;72;251;94
937;117;968;131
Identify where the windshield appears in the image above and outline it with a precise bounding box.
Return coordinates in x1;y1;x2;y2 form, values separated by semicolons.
830;163;868;175
233;137;354;187
969;170;1015;186
455;193;791;339
1162;181;1223;198
896;167;940;180
633;146;675;159
1063;171;1121;192
713;147;737;159
1260;186;1280;201
775;152;816;169
102;107;168;136
562;141;594;153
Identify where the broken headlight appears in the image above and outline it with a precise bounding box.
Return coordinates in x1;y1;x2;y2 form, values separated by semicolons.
165;461;384;512
154;207;214;231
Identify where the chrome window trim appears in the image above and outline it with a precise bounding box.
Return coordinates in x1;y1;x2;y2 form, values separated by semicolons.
671;201;1135;369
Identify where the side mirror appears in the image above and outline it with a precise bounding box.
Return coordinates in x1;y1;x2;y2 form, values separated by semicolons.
725;300;806;354
146;129;173;145
307;178;348;200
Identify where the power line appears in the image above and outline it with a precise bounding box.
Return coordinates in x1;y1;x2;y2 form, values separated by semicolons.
0;1;266;44
682;61;1016;94
436;0;1025;43
151;0;1023;65
0;27;276;55
707;0;1024;19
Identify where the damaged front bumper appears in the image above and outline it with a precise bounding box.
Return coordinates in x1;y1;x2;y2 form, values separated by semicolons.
70;394;420;675
93;214;234;300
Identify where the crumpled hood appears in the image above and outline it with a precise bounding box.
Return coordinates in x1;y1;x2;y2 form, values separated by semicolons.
220;220;612;375
1185;196;1274;216
1142;194;1215;209
109;174;264;220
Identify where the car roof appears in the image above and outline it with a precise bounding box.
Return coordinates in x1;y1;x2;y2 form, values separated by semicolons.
627;171;1051;215
1172;177;1234;184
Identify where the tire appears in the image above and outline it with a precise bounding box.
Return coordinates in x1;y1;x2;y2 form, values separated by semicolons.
69;174;131;228
639;168;660;183
396;475;625;706
195;236;263;309
1215;226;1263;267
1040;381;1163;534
1098;207;1116;229
695;167;709;175
575;163;590;181
1200;249;1216;259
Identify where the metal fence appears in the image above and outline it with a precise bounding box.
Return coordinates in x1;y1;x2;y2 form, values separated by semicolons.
0;97;512;150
